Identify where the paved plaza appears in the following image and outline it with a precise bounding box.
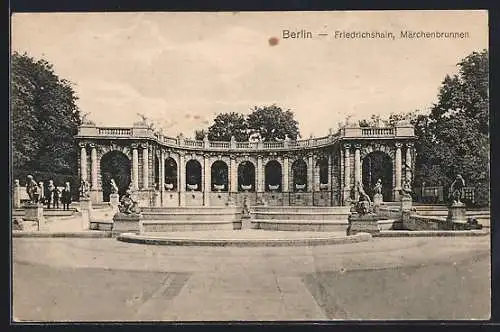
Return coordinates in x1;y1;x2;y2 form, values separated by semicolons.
12;235;490;321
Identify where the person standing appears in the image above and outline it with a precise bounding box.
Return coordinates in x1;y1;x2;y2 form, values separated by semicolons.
61;182;72;210
53;185;61;209
47;180;55;209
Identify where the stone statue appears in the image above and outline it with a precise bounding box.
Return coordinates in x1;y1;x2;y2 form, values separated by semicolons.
400;178;412;198
26;175;40;204
110;178;119;194
118;188;141;215
79;178;90;198
373;179;382;195
449;174;466;204
353;181;372;214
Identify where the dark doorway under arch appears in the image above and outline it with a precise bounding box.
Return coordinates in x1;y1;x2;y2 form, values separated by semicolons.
265;160;282;192
186;159;202;191
211;160;228;192
165;157;177;190
100;151;131;202
291;159;307;192
362;151;393;201
238;161;255;192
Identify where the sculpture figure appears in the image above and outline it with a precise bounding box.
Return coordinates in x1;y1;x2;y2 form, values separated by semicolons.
449;174;466;204
401;178;412;198
354;181;372;214
118;188;141;215
79;178;90;198
373;179;382;195
26;175;40;204
110;178;119;195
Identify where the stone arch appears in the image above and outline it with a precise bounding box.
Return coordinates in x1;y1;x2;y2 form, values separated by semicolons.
99;150;131;201
360;143;395;160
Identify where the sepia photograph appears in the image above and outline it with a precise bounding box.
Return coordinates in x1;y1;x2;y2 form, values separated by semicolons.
10;10;490;322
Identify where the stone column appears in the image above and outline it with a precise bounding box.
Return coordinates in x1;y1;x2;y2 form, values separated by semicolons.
354;144;361;201
394;142;402;200
79;143;87;182
307;154;314;192
90;144;98;190
142;144;149;189
282;155;289;192
343;144;351;204
159;150;165;206
131;144;139;190
179;152;185;206
257;155;264;192
229;156;237;193
203;155;211;206
405;143;413;182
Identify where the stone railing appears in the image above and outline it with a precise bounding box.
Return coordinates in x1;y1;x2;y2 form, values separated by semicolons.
77;123;414;151
97;127;132;136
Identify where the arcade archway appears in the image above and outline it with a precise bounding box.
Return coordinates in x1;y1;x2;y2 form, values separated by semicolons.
211;160;228;192
265;160;282;192
238;161;255;192
100;151;131;201
186;159;202;191
291;159;307;192
164;157;177;190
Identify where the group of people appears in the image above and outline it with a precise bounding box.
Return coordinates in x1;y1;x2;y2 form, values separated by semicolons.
25;175;73;210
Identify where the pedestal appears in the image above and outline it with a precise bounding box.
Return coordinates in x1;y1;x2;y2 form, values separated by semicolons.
112;212;141;236
347;213;380;235
13;186;21;209
372;193;383;212
79;198;92;230
446;202;467;229
109;193;119;212
401;195;412;211
23;203;45;231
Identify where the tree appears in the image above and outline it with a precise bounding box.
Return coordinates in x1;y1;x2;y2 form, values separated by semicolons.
194;105;300;142
353;50;489;206
11;52;81;196
200;112;249;141
247;104;300;141
423;49;489;205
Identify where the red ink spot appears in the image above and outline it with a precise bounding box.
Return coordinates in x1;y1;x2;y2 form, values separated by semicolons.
268;37;279;46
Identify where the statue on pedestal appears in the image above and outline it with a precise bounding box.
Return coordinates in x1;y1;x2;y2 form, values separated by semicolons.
118;188;141;215
353;181;372;215
449;174;466;205
26;175;40;204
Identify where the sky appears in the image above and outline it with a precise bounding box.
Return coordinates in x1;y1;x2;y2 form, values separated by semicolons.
11;11;488;138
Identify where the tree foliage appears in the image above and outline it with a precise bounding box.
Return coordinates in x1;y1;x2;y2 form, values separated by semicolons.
194;105;300;142
12;52;81;194
356;49;489;206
